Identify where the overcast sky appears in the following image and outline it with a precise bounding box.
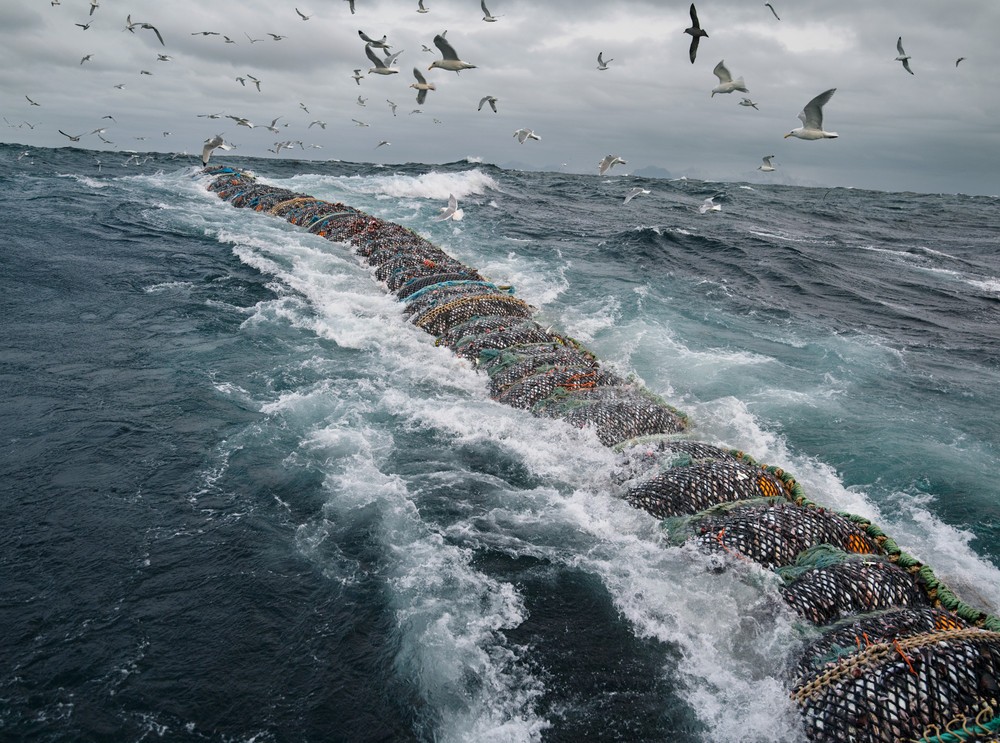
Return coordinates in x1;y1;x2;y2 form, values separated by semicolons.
3;0;998;195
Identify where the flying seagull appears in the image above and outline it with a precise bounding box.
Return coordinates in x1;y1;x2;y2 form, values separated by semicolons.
386;99;398;116
432;193;464;222
267;33;286;41
263;117;283;133
684;4;708;64
784;88;838;140
623;187;650;204
59;129;86;142
75;21;92;30
89;0;98;15
429;33;476;72
295;8;311;20
895;37;914;74
711;60;748;96
352;119;369;127
481;0;500;22
955;57;966;67
201;134;231;166
410;67;435;104
597;52;612;71
308;120;326;129
376;140;390;148
513;128;540;143
478;95;498;112
357;95;367;106
598;154;626;175
126;16;164;45
764;3;780;20
738;97;759;109
359;30;390;49
192;31;220;36
758;155;776;172
25;95;41;106
345;0;355;13
80;54;93;65
417;0;429;12
365;44;400;75
699;195;721;213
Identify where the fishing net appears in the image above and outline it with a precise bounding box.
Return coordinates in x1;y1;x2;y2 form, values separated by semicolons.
666;499;883;569
778;548;932;625
535;386;688;447
202;167;1000;743
623;456;785;518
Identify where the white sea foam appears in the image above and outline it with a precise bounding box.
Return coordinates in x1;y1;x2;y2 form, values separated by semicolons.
281;169;501;203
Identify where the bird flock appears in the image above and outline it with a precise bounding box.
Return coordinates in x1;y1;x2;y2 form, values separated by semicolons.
8;1;973;203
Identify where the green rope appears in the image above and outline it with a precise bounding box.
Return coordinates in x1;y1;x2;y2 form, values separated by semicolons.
915;712;1000;742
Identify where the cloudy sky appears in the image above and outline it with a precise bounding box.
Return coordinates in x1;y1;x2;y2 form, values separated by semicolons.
2;0;998;195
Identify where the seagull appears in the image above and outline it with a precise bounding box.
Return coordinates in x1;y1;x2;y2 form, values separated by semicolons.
80;54;93;64
895;37;914;74
75;22;92;30
89;0;98;15
140;69;153;75
417;0;429;12
25;95;40;106
345;0;355;13
699;195;721;213
263;117;283;133
623;187;650;204
267;33;286;41
357;95;367;106
359;30;390;49
758;155;776;172
478;95;498;112
597;52;612;70
386;99;398;115
481;0;500;22
955;57;966;67
764;2;780;20
295;8;311;20
784;88;838;140
197;112;223;119
433;193;464;221
352;119;369;127
299;102;310;113
201;134;231;166
308;120;326;129
157;54;172;61
684;4;708;64
126;17;164;45
113;83;126;89
365;44;400;75
236;76;246;86
247;74;262;91
513;128;540;143
711;60;748;96
738;97;759;109
58;129;86;142
376;140;390;148
422;44;433;53
226;115;254;128
352;69;364;84
192;31;221;36
18;150;32;160
410;67;435;104
245;33;261;43
223;35;237;43
429;33;476;72
598;154;626;175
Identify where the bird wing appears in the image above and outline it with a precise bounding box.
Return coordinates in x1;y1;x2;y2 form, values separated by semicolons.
689;3;700;28
488;98;497;112
902;59;914;74
433;34;459;60
365;44;385;67
412;67;427;84
383;49;404;66
598;52;604;65
689;36;700;64
478;97;487;110
481;0;490;15
713;60;732;83
896;37;905;56
358;30;375;43
800;88;835;129
762;155;773;165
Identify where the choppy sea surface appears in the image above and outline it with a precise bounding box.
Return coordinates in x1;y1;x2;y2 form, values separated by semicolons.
2;143;999;742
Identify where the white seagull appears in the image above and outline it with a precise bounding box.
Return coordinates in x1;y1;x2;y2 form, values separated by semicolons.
352;69;364;84
481;0;500;22
597;52;612;70
623;187;650;204
429;33;476;72
711;60;748;96
417;0;429;12
433;193;464;221
738;97;759;110
764;2;780;20
359;30;390;49
598;154;626;175
513;128;540;143
201;134;231;166
386;99;398;116
295;8;311;20
784;88;838;140
895;37;914;74
758;155;776;172
365;44;400;75
478;95;498;112
410;68;435;104
699;196;721;213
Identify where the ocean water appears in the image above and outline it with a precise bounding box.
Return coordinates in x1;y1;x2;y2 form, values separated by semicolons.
2;143;999;742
